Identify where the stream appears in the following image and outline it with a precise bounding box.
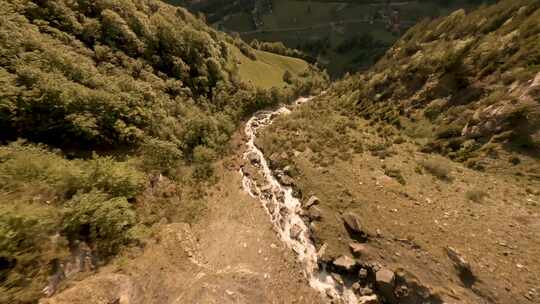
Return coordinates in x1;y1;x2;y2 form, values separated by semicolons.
239;96;359;304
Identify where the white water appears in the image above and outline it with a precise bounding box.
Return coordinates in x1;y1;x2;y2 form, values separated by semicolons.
240;96;358;303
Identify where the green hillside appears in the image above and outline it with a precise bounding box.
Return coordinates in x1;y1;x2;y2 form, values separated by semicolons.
0;0;326;303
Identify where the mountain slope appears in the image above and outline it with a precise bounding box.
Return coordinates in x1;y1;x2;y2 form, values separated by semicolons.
257;1;540;303
0;1;327;303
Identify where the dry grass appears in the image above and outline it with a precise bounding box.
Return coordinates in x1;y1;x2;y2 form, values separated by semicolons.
465;189;488;203
419;159;452;181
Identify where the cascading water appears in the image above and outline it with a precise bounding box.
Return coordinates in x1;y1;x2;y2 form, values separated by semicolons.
239;96;359;303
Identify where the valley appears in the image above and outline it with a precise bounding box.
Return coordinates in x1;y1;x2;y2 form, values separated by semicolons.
0;0;539;304
167;0;496;76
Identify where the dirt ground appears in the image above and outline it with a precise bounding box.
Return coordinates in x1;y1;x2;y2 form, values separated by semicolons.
40;135;323;304
267;123;540;304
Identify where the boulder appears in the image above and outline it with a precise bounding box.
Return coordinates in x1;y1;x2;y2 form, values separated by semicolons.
446;246;471;273
278;174;295;186
359;287;374;296
333;255;356;272
349;242;369;257
446;246;475;285
343;212;362;232
342;212;368;240
358;295;379;304
375;268;395;302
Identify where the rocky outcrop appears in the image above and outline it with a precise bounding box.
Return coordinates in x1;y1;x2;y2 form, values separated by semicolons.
342;212;369;241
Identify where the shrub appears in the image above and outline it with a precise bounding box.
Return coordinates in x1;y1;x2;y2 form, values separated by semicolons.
0;205;66;303
384;168;407;185
78;155;146;199
191;145;216;180
0;141;145;200
62;190;136;257
140;137;183;174
283;70;293;84
0;141;80;194
419;159;452;180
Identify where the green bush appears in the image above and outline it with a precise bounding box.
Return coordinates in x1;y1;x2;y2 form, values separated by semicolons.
62;190;136;257
191;145;216;180
140;137;183;174
79;155;145;199
0;141;80;194
0;141;145;200
0;205;66;303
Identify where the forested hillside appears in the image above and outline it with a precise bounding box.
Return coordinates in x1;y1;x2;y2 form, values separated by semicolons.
0;0;326;303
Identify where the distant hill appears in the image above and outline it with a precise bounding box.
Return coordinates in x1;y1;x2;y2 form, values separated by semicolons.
165;0;497;77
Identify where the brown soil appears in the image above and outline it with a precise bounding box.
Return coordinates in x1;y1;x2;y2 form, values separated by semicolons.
261;123;540;303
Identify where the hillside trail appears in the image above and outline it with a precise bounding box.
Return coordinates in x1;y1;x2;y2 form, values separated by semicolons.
41;98;326;304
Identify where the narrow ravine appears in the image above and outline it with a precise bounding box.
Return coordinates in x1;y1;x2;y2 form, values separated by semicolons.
239;96;360;304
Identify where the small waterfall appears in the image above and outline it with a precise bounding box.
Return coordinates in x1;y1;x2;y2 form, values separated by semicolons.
239;96;358;303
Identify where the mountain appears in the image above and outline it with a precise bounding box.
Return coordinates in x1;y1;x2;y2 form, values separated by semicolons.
1;0;539;304
165;0;497;77
0;0;326;303
256;0;539;303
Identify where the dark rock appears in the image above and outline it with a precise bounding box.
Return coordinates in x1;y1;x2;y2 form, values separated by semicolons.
291;186;302;198
247;152;260;165
275;190;284;202
394;285;409;298
358;268;369;280
446;246;476;287
283;165;293;175
304;196;320;208
278;174;295;186
446;246;471;273
307;206;323;221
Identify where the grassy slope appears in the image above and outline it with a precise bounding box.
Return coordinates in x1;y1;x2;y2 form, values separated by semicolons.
231;44;309;89
257;1;540;303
